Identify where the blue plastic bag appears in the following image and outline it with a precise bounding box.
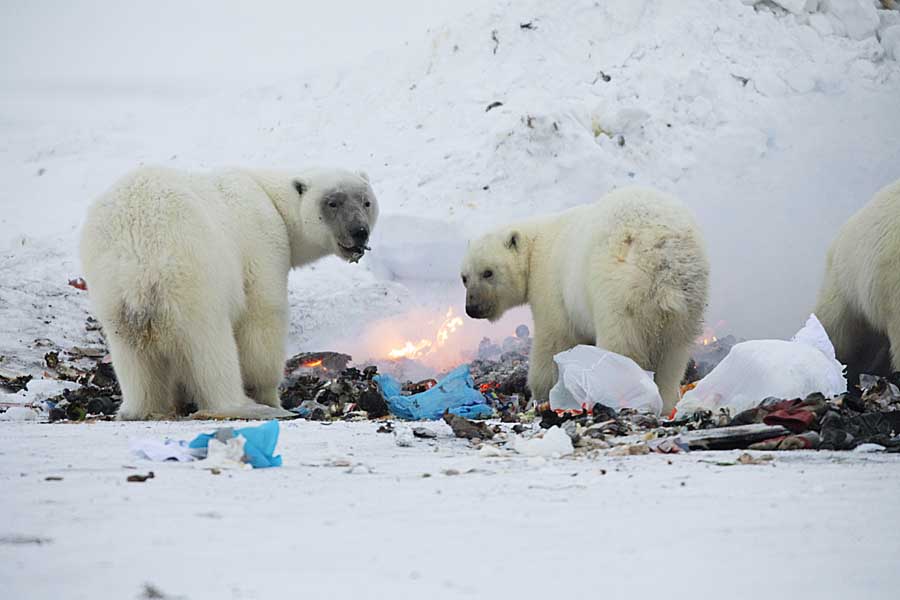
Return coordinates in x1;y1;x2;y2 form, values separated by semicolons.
374;364;492;420
188;420;283;468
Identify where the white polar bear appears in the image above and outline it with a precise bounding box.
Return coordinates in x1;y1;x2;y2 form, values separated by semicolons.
815;178;900;383
80;166;378;420
460;187;709;413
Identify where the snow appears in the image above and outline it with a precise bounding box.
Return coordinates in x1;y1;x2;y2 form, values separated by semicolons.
3;419;900;599
3;1;900;596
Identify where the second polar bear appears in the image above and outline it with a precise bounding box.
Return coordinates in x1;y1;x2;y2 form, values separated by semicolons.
461;187;709;413
80;166;378;420
815;178;900;384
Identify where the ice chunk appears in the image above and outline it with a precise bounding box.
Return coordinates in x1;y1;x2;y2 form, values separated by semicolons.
823;0;879;41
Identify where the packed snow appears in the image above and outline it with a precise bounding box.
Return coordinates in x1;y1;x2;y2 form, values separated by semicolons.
2;1;900;598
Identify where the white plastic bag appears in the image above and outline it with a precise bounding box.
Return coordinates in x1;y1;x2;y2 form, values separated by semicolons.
675;314;846;418
549;345;663;416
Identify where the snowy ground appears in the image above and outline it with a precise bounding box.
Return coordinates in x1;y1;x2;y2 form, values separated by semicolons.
3;1;900;598
2;419;900;600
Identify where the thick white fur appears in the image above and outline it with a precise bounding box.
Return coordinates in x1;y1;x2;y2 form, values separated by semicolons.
815;178;900;381
461;187;709;413
80;166;376;420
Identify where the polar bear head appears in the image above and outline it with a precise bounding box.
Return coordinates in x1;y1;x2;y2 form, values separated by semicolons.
287;168;379;264
460;227;530;322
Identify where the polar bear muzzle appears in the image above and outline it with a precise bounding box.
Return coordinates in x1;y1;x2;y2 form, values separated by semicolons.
319;188;374;263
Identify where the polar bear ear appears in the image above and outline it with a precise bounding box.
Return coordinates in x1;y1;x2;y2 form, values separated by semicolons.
293;180;308;196
357;171;370;183
505;231;520;252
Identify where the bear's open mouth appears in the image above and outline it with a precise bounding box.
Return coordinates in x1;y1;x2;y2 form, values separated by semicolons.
338;242;370;263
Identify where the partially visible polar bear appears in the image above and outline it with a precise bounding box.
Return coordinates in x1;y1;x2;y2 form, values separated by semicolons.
815;178;900;384
80;166;378;420
461;187;709;413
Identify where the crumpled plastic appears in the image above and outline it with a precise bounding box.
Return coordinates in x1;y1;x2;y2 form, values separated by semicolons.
187;420;283;468
130;438;200;462
374;364;492;420
675;315;846;418
549;345;663;416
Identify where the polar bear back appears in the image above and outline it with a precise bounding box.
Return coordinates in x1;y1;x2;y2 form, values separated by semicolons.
552;187;707;340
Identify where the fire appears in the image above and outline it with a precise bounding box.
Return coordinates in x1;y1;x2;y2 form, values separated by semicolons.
387;307;464;361
302;359;323;368
697;322;724;346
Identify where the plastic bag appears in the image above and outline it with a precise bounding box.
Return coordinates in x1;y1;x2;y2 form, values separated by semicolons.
374;364;492;420
549;345;663;416
675;314;846;418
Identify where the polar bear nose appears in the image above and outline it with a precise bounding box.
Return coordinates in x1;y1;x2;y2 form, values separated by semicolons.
351;225;369;246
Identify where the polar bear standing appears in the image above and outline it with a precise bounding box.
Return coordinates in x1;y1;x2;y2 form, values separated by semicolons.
80;166;378;420
815;178;900;383
461;187;709;413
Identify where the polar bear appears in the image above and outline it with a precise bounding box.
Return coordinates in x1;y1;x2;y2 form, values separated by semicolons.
460;187;709;413
815;178;900;384
80;166;378;420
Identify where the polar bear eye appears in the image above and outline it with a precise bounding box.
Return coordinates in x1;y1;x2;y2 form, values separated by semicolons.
364;200;371;208
328;200;338;208
482;270;493;279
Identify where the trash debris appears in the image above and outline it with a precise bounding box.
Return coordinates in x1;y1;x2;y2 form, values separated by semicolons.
676;423;790;451
127;472;155;483
412;426;437;439
0;368;32;392
676;315;846;418
607;443;651;456
376;364;491;420
188;420;282;468
549;345;664;416
130;438;199;463
510;426;574;457
443;412;495;440
736;453;774;465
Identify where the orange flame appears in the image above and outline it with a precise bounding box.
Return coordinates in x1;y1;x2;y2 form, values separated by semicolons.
302;359;323;368
387;307;464;361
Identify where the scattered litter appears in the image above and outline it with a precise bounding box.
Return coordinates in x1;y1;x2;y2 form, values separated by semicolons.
549;345;663;416
127;471;155;482
485;101;503;112
376;365;491;420
130;438;198;462
607;443;650;457
189;420;282;468
412;426;437;439
0;368;32;392
677;423;790;451
44;476;63;481
443;412;495;440
737;453;774;465
511;426;574;457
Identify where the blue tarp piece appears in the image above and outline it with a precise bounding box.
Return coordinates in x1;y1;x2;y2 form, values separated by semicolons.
188;419;283;468
374;364;492;420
